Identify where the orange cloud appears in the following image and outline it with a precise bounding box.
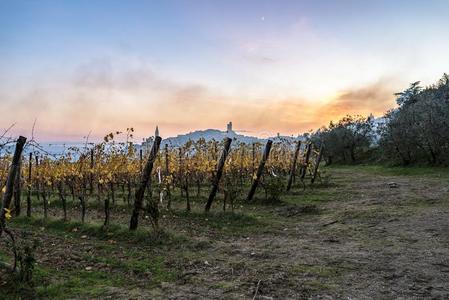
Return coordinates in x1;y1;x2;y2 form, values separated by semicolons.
0;61;399;141
323;79;397;117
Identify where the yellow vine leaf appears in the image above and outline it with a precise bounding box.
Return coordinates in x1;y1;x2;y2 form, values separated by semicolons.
4;208;12;220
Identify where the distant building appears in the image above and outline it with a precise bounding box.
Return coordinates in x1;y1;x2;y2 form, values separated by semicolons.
140;121;304;150
226;122;233;133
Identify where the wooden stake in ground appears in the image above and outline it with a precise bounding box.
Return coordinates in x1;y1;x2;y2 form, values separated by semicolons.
246;140;273;202
311;144;324;184
164;144;171;209
89;149;94;195
129;136;162;230
0;136;27;235
26;152;32;217
13;158;22;216
251;143;256;176
300;142;312;180
205;137;232;212
35;155;40;202
139;148;143;174
286;140;301;191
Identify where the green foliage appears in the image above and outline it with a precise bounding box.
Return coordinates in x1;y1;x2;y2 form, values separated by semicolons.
261;174;285;202
17;234;38;285
379;74;449;166
319;169;333;187
312;115;374;164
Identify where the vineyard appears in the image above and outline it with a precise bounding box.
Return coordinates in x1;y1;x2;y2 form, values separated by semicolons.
1;130;449;299
0;130;323;227
0;130;328;297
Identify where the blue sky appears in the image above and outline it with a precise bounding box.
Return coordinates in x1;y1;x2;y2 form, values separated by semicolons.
1;0;449;141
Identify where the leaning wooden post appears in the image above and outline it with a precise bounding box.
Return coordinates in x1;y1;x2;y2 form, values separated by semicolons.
35;155;40;202
130;136;162;230
311;145;324;184
164;144;171;209
13;158;22;216
246;140;273;202
139;148;143;174
0;136;27;236
286;140;301;191
26;152;32;217
251;143;256;176
300;143;312;180
89;149;94;195
239;146;245;188
205;137;232;212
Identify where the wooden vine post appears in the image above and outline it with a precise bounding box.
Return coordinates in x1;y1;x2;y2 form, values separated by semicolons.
246;140;273;202
13;158;22;216
130;136;162;230
286;140;301;191
0;136;27;235
251;143;256;176
26;152;32;217
311;144;324;184
164;144;171;209
205;137;232;212
89;149;94;195
139;148;143;174
35;155;40;202
300;142;312;180
239;146;245;188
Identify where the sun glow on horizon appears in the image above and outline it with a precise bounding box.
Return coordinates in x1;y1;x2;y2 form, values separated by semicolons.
1;1;448;141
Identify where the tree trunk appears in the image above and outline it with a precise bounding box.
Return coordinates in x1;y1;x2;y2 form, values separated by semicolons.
350;145;356;163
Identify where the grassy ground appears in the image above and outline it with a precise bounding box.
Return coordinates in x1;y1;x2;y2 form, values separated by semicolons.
1;165;449;299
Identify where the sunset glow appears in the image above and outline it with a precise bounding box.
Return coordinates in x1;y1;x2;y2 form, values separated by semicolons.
1;0;449;141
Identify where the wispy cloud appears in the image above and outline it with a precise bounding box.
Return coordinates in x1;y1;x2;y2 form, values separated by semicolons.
0;58;399;141
322;79;397;117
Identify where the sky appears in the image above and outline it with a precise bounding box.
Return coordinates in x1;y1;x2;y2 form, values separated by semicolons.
1;0;449;142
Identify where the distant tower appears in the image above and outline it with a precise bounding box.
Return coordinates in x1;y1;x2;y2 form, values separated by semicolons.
226;122;233;133
155;125;159;137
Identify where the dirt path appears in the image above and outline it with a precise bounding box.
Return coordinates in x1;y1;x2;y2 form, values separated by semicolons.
155;168;449;299
2;167;449;299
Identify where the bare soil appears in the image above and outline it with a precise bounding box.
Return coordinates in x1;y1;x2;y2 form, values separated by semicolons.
2;166;449;299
